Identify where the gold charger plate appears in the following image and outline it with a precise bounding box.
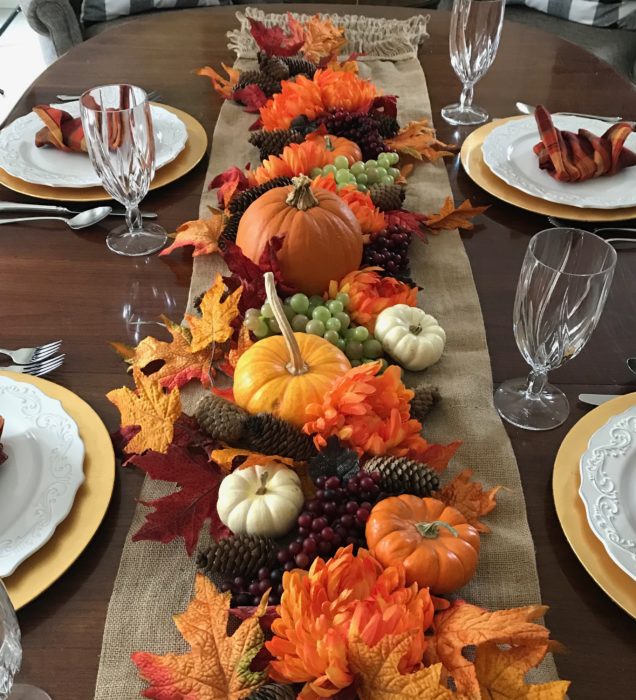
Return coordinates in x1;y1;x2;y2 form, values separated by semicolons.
461;116;636;222
1;371;115;610
553;393;636;619
0;104;207;203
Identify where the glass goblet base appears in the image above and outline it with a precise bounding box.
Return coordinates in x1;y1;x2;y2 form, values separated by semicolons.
441;102;489;126
494;377;570;431
8;685;52;699
106;223;168;257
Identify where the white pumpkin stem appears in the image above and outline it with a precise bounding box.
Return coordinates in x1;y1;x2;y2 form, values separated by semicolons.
286;174;319;211
255;471;269;495
409;324;423;335
264;271;308;376
415;520;459;539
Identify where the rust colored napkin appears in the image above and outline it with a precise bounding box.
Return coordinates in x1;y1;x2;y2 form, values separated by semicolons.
534;104;636;182
0;416;6;465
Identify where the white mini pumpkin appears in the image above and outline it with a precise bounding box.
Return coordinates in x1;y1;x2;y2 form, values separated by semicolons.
217;464;304;538
374;304;446;371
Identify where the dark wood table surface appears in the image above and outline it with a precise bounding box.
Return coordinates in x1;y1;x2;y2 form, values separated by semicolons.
2;5;635;698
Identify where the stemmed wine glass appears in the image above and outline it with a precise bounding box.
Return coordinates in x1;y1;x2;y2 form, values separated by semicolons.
80;85;167;257
1;580;50;699
494;228;617;431
441;0;505;126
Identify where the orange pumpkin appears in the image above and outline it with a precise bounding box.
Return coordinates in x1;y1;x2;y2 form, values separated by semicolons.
236;174;363;295
365;495;480;593
233;272;351;427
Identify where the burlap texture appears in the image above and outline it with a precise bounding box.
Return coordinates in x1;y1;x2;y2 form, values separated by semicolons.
94;56;558;699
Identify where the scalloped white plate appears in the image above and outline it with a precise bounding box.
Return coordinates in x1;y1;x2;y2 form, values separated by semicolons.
579;405;636;581
482;115;636;209
0;375;85;576
0;103;187;188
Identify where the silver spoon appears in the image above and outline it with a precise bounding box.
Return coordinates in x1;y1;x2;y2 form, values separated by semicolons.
0;206;112;229
627;358;636;375
515;101;625;124
0;202;157;219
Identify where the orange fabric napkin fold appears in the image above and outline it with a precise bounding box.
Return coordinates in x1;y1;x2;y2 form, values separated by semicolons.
533;104;636;182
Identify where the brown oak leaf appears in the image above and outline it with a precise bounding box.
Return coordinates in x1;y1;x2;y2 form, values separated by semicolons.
385;119;458;162
436;468;500;533
185;274;243;353
423;197;489;232
132;573;268;699
302;15;346;64
198;63;241;99
107;367;181;454
160;207;224;258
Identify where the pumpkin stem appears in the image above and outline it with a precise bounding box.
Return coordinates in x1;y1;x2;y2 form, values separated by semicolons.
286;174;319;211
255;471;269;495
264;271;309;376
415;520;459;539
409;324;423;336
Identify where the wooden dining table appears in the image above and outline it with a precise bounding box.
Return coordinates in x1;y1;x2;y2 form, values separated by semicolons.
1;4;635;698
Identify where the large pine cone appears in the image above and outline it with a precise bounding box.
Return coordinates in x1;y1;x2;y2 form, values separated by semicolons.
228;177;294;216
235;71;281;97
373;113;400;138
282;55;317;78
220;211;242;244
258;54;291;82
195;394;247;443
197;535;277;581
249;129;305;161
410;385;441;423
363;455;439;497
243;413;317;462
248;684;296;700
370;184;406;212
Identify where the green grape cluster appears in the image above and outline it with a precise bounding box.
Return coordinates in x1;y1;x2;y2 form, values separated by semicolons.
243;292;387;367
309;152;400;194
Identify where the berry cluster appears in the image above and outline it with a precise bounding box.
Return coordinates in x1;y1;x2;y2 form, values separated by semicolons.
363;224;412;276
320;110;391;161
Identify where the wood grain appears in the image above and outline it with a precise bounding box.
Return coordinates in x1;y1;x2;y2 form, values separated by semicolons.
1;6;634;698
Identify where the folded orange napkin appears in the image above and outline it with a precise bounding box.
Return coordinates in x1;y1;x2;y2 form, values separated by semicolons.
533;105;636;182
0;416;6;465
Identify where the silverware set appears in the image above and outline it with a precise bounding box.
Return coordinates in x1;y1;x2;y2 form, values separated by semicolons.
0;203;158;228
0;341;65;377
55;90;162;103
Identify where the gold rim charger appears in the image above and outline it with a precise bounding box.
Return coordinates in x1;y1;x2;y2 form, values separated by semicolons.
553;393;636;619
0;104;208;203
1;370;115;610
461;117;636;222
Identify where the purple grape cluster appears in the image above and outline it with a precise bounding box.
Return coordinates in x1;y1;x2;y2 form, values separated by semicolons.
363;224;411;274
321;110;390;161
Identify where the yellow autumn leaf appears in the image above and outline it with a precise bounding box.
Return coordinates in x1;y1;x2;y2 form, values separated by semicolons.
385;118;458;162
302;15;347;64
161;208;225;257
211;447;297;473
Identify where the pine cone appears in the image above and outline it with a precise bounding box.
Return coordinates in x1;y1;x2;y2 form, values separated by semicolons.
374;114;400;138
258;54;291;82
235;71;281;98
243;413;317;461
370;184;406;212
309;436;360;482
221;211;242;243
197;535;277;581
282;55;317;78
195;394;248;443
410;385;441;423
228;177;293;216
235;69;261;90
363;455;439;497
248;684;296;700
249;129;304;161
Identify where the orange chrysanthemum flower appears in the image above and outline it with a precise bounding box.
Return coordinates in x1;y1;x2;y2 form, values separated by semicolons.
266;545;434;700
328;266;418;332
310;176;384;235
303;361;433;459
313;68;378;114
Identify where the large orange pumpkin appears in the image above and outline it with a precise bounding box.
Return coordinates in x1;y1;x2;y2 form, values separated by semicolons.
233;272;351;427
365;495;480;593
236;174;363;295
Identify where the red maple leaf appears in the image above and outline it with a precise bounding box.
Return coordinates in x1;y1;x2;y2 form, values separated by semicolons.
369;94;398;119
209;166;250;208
249;17;305;57
384;209;429;241
127;444;230;554
232;84;268;113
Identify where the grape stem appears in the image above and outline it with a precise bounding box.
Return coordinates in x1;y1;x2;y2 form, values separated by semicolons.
264;271;309;376
286;174;319;211
415;521;459;539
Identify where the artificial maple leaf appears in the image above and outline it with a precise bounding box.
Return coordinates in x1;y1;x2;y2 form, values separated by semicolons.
420;441;462;473
133;573;268;699
210;447;297;473
385;119;458;162
129;444;229;552
348;633;454;700
228;325;255;369
185;274;243;353
423;197;489;232
107;367;181;454
437;468;500;533
249;16;305;57
233;85;268;113
160;208;224;258
209;166;250;209
198;64;241;100
428;601;553;697
302;15;346;64
110;340;135;361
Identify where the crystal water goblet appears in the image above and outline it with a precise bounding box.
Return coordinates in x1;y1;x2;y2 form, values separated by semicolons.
494;228;617;431
1;580;51;699
80;84;167;257
441;0;505;126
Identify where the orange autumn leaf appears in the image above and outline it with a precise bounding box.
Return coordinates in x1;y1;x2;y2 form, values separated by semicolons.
161;208;224;257
348;633;454;700
302;15;347;64
198;63;240;100
227;324;254;369
210;447;297;473
437;468;499;533
385;118;457;162
107;367;181;454
132;573;268;700
424;197;489;232
111;340;135;361
185;274;243;353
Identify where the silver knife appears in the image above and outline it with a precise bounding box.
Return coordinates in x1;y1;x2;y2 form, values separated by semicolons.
579;393;619;406
0;202;158;219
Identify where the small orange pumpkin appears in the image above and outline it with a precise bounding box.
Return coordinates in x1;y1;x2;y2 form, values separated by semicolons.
233;272;351;427
236;174;363;295
365;495;480;593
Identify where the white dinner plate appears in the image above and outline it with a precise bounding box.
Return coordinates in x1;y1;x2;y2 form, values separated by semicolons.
0;374;85;576
482;115;636;209
0;103;188;188
579;405;636;581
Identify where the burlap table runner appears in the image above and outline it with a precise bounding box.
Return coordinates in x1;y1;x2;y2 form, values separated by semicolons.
95;14;558;698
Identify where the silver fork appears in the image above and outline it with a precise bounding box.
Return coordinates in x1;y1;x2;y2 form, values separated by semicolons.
547;216;636;236
2;355;65;377
55;90;161;102
0;340;62;365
